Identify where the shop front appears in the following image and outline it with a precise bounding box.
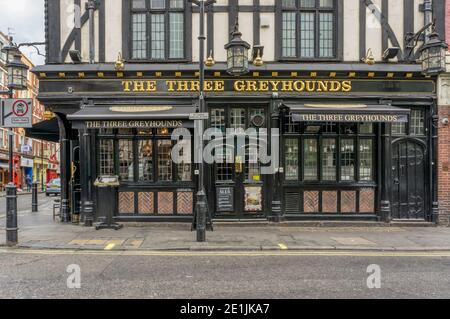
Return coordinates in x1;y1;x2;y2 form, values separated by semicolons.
33;65;438;224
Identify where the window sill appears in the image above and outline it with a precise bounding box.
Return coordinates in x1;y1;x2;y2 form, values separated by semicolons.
128;59;190;64
278;57;341;63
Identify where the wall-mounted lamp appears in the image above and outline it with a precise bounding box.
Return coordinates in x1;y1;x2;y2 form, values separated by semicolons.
442;118;449;126
383;47;401;61
361;48;375;65
69;50;82;64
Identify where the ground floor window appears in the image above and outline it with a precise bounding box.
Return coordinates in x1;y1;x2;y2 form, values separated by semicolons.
97;128;192;183
283;122;376;182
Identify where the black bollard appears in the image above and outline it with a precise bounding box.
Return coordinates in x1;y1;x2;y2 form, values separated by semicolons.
32;181;38;212
6;182;18;246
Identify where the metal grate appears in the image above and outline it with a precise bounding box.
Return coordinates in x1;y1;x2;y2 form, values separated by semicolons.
285;192;301;213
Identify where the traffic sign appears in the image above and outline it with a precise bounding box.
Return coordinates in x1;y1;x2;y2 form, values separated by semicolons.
189;113;209;120
1;99;33;128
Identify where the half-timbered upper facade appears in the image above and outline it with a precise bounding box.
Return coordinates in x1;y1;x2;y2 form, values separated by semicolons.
46;0;446;65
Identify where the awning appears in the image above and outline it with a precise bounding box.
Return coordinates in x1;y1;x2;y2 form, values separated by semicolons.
0;162;9;170
25;118;60;143
68;105;196;129
286;104;410;123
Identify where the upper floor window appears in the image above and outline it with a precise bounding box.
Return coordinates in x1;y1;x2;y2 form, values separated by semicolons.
131;0;185;60
281;0;336;59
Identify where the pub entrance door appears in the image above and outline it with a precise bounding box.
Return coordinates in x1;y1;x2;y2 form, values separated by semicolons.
211;106;267;219
391;140;427;220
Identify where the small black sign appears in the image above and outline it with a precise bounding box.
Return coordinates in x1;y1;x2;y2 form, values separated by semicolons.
216;187;234;212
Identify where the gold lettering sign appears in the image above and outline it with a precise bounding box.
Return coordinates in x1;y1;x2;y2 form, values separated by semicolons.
296;114;405;123
121;80;353;93
85;120;183;129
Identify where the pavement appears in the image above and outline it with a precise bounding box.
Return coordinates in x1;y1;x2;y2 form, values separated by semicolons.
0;195;449;252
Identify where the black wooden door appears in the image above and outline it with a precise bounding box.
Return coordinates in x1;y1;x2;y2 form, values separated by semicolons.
391;140;426;220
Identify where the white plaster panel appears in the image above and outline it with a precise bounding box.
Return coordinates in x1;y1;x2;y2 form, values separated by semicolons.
343;0;360;62
105;0;122;62
214;13;229;62
259;12;274;62
388;0;404;52
366;0;382;61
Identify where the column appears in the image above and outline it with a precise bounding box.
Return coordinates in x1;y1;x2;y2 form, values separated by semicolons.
55;113;71;223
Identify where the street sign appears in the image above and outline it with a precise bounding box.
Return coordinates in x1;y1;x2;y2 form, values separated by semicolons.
1;99;33;128
189;112;209;120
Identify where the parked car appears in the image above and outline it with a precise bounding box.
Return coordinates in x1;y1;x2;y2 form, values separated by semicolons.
46;178;61;196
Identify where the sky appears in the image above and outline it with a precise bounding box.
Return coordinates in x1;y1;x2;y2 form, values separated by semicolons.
0;0;45;66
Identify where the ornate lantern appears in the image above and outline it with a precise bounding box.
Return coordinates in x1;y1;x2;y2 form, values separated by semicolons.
420;31;448;76
1;42;28;90
224;19;251;76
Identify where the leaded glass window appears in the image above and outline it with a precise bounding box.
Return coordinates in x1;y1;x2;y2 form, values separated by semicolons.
340;139;355;181
304;139;318;180
359;139;373;181
410;110;425;135
131;0;185;60
119;140;134;181
138;140;153;182
281;0;336;59
158;140;173;181
99;139;114;175
322;138;336;181
285;139;299;180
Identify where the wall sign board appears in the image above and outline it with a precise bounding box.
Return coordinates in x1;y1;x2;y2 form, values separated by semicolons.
1;99;33;128
216;187;234;212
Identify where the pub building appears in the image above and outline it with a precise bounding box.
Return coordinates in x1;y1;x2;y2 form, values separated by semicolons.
30;0;448;225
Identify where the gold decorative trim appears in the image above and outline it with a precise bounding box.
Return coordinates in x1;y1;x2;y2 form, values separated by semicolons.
304;104;368;109
136;72;143;77
214;72;221;77
272;72;279;77
194;72;200;77
310;72;317;78
368;72;375;78
117;72;124;78
39;72;47;78
97;72;105;78
110;106;173;113
406;73;413;78
58;72;66;78
78;72;85;78
175;72;182;77
291;72;298;77
155;72;162;77
253;72;260;77
329;72;337;78
387;72;395;78
348;72;356;78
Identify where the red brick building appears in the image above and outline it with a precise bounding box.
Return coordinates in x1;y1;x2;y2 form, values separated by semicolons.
437;0;450;226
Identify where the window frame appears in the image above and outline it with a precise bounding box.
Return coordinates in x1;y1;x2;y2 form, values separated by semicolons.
97;128;194;185
129;0;189;62
282;121;377;185
277;0;342;62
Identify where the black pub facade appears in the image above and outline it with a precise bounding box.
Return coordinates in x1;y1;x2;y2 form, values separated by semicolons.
33;0;446;225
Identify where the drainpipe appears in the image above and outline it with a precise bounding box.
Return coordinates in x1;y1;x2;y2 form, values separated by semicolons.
86;0;97;64
423;0;433;40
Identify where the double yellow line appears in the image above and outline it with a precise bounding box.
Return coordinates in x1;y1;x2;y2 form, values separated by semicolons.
1;248;450;258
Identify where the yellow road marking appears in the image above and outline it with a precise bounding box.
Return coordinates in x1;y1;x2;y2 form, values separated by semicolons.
278;243;288;250
104;243;116;251
1;248;450;258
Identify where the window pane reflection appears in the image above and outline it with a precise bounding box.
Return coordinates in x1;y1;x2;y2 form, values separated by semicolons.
322;138;336;181
139;140;153;182
304;139;318;181
285;139;299;180
360;140;373;181
119;140;134;181
158;140;172;181
341;139;355;181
